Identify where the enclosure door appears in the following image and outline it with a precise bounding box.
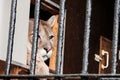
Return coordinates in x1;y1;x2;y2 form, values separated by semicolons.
98;36;119;74
98;36;120;74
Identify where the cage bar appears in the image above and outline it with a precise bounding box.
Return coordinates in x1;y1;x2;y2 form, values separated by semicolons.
82;0;92;74
2;0;120;80
5;0;17;75
29;0;41;75
43;0;60;9
0;74;120;79
111;0;119;74
56;0;66;74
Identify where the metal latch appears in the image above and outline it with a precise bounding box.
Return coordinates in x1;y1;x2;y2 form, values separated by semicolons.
94;54;102;62
94;50;109;69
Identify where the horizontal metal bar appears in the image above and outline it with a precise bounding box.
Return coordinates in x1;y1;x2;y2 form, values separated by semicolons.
100;78;120;80
44;0;60;9
0;74;120;79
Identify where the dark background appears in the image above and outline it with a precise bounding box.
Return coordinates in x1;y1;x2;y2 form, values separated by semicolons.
64;0;114;74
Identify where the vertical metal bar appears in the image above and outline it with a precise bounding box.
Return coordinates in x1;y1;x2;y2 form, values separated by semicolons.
82;0;92;74
111;0;119;74
56;0;66;74
29;0;41;75
5;0;17;75
60;10;66;74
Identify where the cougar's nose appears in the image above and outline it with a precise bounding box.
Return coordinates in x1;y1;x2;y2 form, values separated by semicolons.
44;48;52;53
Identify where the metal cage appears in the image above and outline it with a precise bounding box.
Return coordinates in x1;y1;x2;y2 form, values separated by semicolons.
0;0;120;80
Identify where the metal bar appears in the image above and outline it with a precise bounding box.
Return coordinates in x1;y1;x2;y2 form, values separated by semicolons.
56;0;66;74
1;74;120;79
44;0;60;9
82;0;92;74
111;0;119;74
30;0;41;75
5;0;17;75
60;10;67;74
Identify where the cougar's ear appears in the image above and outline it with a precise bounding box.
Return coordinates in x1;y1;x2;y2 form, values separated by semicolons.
47;15;56;28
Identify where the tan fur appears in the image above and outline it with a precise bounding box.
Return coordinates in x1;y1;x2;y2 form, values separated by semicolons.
27;16;56;76
49;15;59;71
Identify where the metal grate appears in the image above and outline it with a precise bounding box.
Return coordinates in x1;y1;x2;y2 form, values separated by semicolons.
0;0;120;79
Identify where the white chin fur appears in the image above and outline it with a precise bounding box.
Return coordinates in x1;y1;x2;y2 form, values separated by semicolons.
38;49;52;61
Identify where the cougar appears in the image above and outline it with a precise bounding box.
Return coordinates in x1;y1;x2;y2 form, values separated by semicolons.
27;15;56;75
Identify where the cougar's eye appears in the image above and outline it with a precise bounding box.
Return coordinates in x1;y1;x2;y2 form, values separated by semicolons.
49;35;54;39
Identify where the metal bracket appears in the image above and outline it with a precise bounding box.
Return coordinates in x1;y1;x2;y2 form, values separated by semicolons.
94;54;102;62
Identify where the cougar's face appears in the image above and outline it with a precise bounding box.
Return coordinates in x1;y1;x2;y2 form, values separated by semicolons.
28;16;56;61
